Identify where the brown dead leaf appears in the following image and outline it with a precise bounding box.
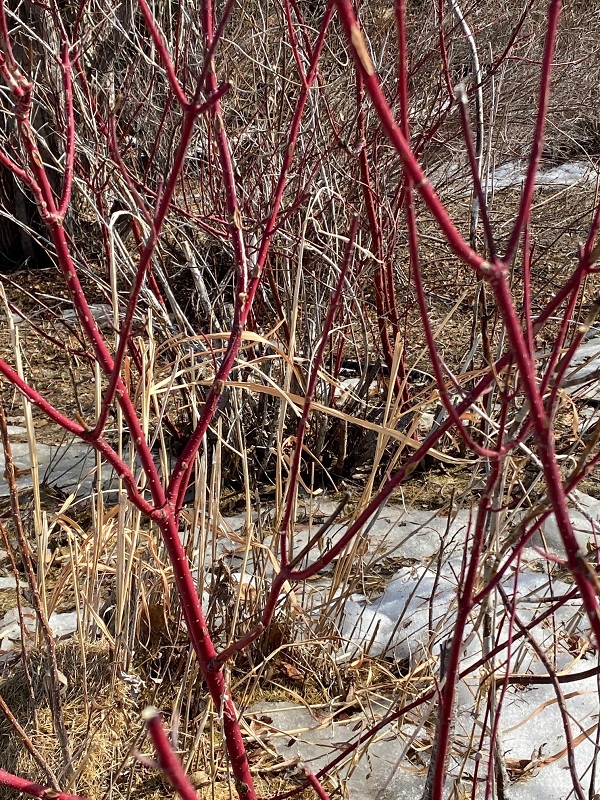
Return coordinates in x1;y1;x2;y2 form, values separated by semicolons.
275;659;304;682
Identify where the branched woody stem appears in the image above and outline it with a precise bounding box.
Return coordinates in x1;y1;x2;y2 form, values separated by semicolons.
0;2;598;800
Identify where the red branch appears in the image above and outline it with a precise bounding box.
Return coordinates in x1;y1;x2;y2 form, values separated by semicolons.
143;708;199;800
0;769;88;800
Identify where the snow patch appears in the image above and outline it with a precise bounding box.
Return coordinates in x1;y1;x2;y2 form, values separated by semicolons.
492;160;598;190
0;607;78;654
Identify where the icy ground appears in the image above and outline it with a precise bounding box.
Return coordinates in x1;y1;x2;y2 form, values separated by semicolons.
0;422;112;497
242;496;600;800
491;160;598;190
564;331;600;407
432;159;599;194
0;607;78;653
2;481;598;797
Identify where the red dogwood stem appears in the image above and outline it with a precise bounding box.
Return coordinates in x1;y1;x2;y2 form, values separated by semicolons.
143;707;198;800
155;507;255;796
0;769;88;800
303;766;331;800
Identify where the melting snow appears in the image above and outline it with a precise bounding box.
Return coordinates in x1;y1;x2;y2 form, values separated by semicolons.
242;494;600;800
0;607;78;654
492;160;598;189
0;425;105;497
336;564;458;663
564;334;600;404
248;700;425;800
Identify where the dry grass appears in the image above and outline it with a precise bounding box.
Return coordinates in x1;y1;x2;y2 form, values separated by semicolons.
0;639;323;800
0;642;144;799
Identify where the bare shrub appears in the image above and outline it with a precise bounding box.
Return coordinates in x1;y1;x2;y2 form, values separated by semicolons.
0;1;599;799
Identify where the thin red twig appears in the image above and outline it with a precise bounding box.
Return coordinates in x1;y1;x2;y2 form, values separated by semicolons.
0;770;88;800
143;707;198;800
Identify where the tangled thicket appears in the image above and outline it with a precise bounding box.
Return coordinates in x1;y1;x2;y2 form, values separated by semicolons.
0;1;599;799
